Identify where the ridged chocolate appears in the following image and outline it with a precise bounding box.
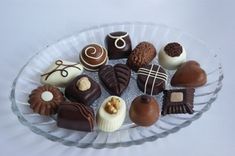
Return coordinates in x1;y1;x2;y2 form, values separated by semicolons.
65;75;101;106
127;42;157;72
28;85;65;116
161;88;195;115
98;64;131;96
57;102;95;132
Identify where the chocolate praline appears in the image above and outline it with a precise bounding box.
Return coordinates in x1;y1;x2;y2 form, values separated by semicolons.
105;31;132;59
129;95;160;127
79;43;108;71
65;75;101;106
57;102;95;132
137;64;168;95
28;85;65;115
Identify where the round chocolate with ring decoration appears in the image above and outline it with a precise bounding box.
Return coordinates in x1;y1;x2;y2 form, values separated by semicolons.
105;31;132;59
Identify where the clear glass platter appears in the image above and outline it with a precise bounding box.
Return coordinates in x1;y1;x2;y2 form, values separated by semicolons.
11;22;223;148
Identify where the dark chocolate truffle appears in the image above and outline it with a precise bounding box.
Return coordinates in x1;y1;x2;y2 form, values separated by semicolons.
129;95;160;126
137;64;167;95
171;60;207;87
98;64;131;96
162;88;195;115
127;42;157;72
28;85;65;115
57;102;95;132
105;31;132;59
79;43;108;71
65;75;101;106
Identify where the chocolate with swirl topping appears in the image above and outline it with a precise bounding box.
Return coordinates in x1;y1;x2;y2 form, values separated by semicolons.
41;60;84;87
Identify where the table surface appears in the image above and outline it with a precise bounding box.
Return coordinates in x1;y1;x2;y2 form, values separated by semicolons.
0;0;234;155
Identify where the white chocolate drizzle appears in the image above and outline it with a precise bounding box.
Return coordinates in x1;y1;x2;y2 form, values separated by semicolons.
108;32;129;49
80;43;108;67
138;65;168;95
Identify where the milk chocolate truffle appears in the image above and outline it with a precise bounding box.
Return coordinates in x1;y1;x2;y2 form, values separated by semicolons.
105;31;132;59
57;102;95;132
171;60;207;87
98;64;131;96
162;88;195;115
28;85;65;115
65;75;101;106
137;64;168;95
127;42;157;72
159;42;186;70
79;43;108;71
41;60;84;87
96;96;126;132
129;95;160;127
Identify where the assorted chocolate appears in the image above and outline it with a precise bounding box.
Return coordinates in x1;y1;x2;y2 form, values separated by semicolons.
105;31;132;59
79;43;108;71
171;60;207;87
57;102;95;132
41;60;84;87
28;85;65;115
98;64;131;96
137;64;167;95
161;88;195;115
129;95;160;126
127;42;157;72
96;96;126;132
159;42;186;70
65;75;101;106
28;30;208;132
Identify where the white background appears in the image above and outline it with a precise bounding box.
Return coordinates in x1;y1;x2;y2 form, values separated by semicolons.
0;0;234;155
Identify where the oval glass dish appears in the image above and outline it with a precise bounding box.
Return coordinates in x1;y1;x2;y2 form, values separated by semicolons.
11;22;223;148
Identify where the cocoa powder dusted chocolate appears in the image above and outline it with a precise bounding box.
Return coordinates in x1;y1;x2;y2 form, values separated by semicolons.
127;42;157;72
164;42;182;57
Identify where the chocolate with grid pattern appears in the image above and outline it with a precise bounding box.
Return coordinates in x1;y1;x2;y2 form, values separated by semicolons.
161;88;195;115
98;64;131;96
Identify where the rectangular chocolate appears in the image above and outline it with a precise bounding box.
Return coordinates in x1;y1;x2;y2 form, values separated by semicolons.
161;88;195;115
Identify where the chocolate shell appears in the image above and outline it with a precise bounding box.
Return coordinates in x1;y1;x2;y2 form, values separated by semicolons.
105;31;132;59
57;102;95;131
98;64;131;96
65;75;101;106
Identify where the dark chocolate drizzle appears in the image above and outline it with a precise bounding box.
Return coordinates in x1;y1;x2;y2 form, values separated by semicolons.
164;42;183;57
41;60;81;80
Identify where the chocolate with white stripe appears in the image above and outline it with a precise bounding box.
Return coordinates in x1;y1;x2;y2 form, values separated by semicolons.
57;102;95;132
98;64;131;96
137;64;167;95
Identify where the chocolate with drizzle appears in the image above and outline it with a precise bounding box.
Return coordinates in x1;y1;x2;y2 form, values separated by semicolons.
41;60;81;80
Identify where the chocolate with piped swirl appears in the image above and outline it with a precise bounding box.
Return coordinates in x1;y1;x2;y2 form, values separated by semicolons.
80;43;108;71
57;102;95;132
105;31;132;59
28;85;65;116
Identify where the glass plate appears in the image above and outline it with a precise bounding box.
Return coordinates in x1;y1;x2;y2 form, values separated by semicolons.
11;22;223;148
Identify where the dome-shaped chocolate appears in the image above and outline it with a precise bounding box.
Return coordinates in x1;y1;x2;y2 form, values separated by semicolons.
129;95;160;126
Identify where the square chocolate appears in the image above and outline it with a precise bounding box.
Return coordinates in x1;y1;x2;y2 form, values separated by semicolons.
161;88;195;115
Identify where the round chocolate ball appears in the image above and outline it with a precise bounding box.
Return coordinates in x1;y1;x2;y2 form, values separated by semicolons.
129;95;160;126
79;43;108;71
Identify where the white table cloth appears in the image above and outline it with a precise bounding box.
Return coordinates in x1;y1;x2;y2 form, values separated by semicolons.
0;0;234;155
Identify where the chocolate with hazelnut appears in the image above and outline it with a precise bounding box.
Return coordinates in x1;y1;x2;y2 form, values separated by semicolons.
65;75;101;106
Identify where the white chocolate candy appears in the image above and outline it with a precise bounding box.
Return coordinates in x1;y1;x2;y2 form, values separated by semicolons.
41;60;84;87
41;91;54;102
97;96;126;132
158;43;186;70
